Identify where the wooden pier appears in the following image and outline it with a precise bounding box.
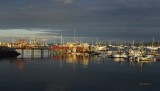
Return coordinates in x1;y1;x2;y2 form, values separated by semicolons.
15;47;51;58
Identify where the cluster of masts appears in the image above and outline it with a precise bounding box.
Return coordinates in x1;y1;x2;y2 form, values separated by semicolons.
95;43;159;63
52;35;160;63
0;35;160;62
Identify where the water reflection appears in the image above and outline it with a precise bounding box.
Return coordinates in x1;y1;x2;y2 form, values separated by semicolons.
10;59;25;71
127;59;156;72
112;58;126;65
46;84;70;91
6;54;157;72
0;54;160;91
50;54;91;69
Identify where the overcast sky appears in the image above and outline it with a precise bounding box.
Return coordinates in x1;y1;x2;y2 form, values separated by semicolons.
0;0;160;43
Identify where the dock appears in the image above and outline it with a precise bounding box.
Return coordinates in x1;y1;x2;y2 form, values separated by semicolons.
14;47;51;58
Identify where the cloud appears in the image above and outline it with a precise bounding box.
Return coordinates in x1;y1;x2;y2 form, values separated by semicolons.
56;0;74;4
64;0;73;3
0;0;160;42
0;28;61;38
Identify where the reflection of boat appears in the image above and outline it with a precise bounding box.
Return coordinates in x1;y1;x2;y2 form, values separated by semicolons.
112;52;128;58
113;58;125;62
0;46;20;57
113;58;125;65
136;55;156;62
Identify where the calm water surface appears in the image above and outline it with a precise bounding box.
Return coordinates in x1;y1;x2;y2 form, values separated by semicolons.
0;50;160;91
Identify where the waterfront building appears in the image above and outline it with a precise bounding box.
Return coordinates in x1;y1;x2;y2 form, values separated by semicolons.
50;42;90;54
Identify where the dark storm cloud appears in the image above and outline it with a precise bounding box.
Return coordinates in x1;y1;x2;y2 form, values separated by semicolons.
0;0;160;41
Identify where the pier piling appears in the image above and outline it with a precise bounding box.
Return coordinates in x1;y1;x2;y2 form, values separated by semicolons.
21;48;24;58
31;49;34;58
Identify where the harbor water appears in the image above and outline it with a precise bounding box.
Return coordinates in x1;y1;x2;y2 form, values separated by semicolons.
0;50;160;91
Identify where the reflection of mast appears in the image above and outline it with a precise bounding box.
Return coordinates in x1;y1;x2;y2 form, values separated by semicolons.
129;60;133;68
140;62;143;72
60;55;62;69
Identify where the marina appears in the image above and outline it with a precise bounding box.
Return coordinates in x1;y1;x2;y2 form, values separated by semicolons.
1;0;160;91
0;38;160;91
1;37;160;62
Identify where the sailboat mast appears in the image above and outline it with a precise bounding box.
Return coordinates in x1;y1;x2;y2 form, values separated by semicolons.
74;28;75;42
60;34;63;45
96;37;99;44
132;40;134;47
152;36;154;47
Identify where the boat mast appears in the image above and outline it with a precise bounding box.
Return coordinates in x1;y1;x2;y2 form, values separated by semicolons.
132;40;134;48
60;34;63;45
74;28;76;42
96;37;99;45
152;36;154;47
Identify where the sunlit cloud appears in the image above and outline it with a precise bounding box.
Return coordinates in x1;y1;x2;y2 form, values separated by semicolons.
0;29;44;37
0;28;62;37
0;29;63;43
